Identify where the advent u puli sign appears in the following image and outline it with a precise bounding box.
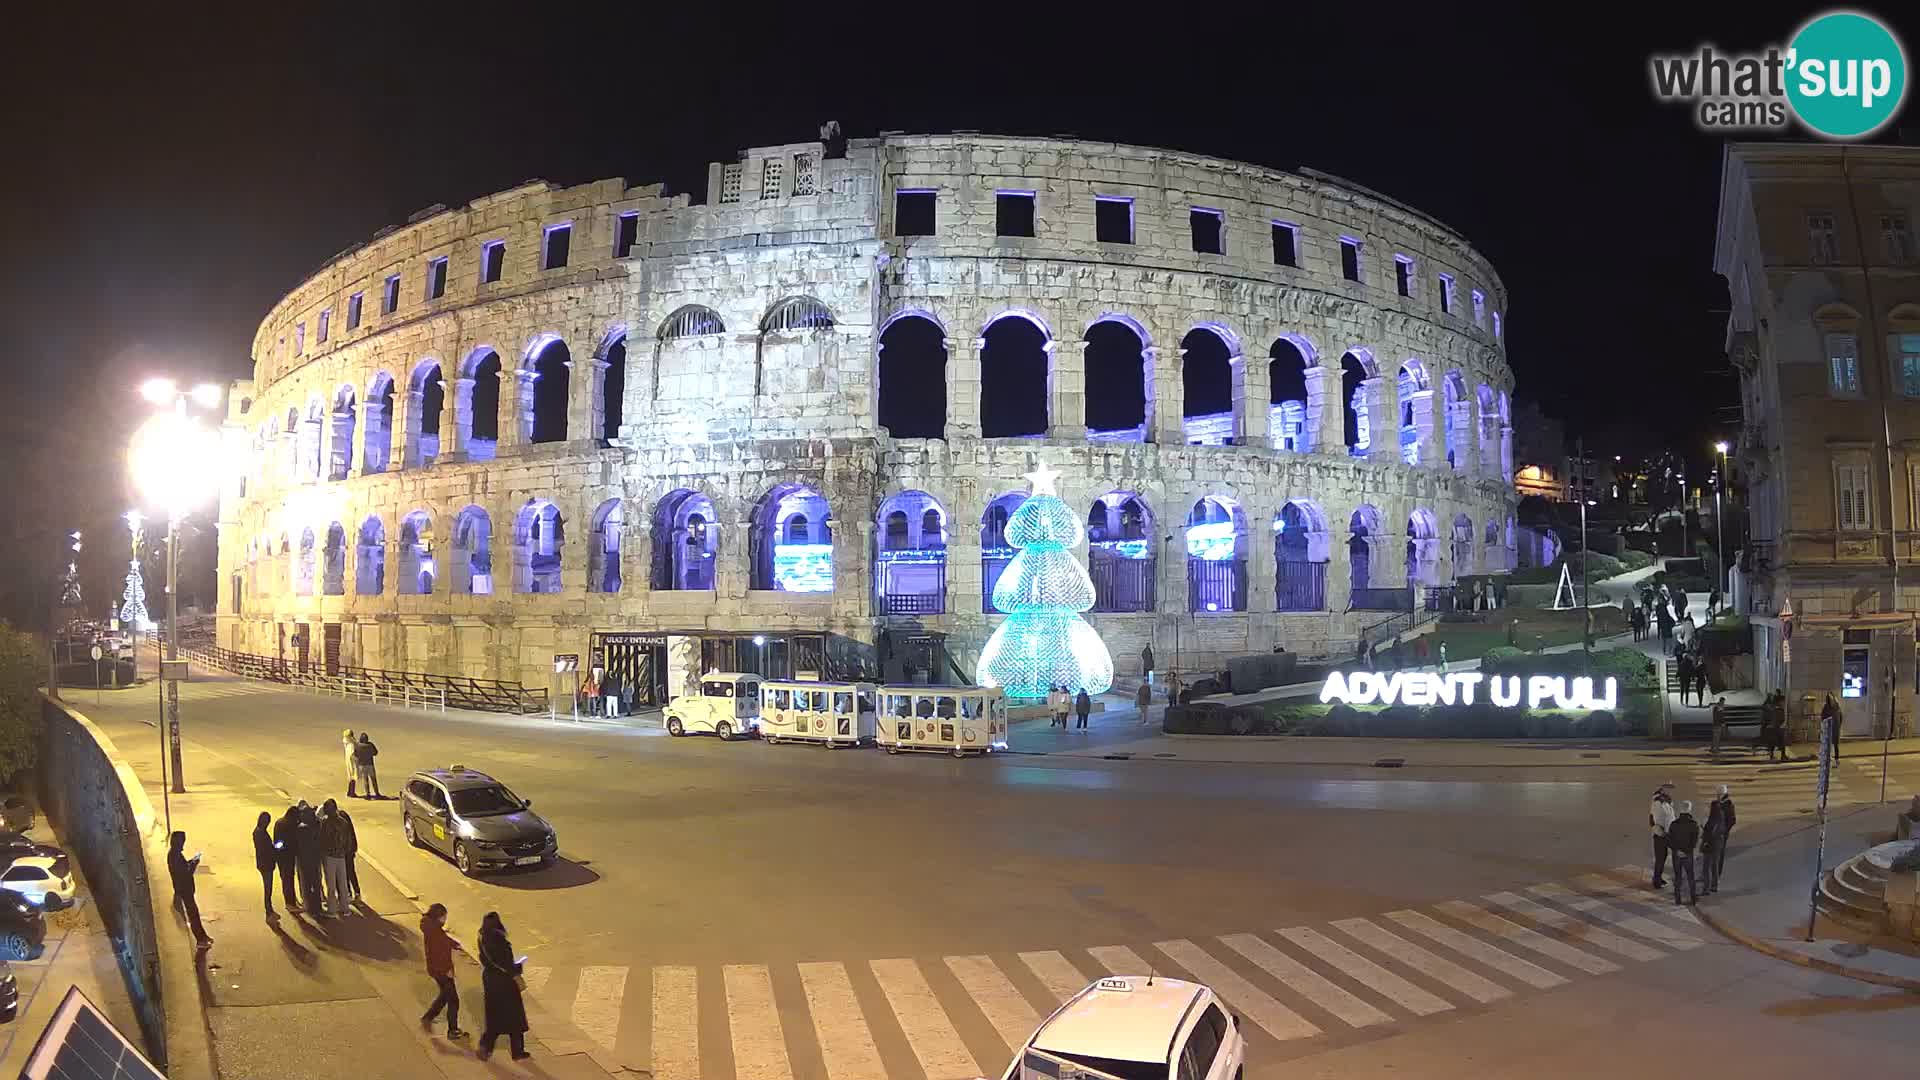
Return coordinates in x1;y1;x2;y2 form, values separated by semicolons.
1320;671;1619;711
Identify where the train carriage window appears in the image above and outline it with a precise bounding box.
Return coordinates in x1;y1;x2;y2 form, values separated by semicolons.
960;696;983;719
772;689;790;710
833;691;852;714
859;690;878;713
936;696;957;719
702;681;734;698
889;694;912;718
915;697;937;719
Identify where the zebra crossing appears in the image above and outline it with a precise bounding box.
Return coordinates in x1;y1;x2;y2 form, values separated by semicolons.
1685;755;1918;823
511;866;1708;1078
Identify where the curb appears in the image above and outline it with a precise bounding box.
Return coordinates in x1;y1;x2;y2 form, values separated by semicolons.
1692;899;1920;993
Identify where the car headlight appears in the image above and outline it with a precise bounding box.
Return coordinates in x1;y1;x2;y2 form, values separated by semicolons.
13;901;30;915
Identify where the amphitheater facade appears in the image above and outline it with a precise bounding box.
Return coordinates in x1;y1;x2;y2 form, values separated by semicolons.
215;131;1517;705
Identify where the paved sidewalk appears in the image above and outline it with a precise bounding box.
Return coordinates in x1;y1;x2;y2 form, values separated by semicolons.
80;702;620;1079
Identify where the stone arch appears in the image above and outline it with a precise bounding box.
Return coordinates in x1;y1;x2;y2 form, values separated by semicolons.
397;510;433;595
1340;350;1374;455
980;490;1030;612
1477;383;1500;476
1185;495;1248;613
327;385;357;481
355;515;385;595
527;335;570;444
651;306;727;404
757;297;838;400
588;499;625;593
295;527;316;595
650;489;718;591
451;505;495;595
1443;371;1468;471
1396;360;1430;466
750;483;833;592
1484;518;1502;573
1450;512;1474;581
1087;491;1156;612
597;329;628;441
513;498;564;594
659;304;726;340
321;522;346;595
1274;499;1330;611
407;359;445;468
876;313;947;438
979;310;1052;438
1181;325;1240;446
1348;505;1383;595
1407;508;1440;587
363;372;395;474
875;490;947;615
298;397;325;480
1268;336;1314;452
1084;314;1150;441
278;532;291;594
455;347;503;461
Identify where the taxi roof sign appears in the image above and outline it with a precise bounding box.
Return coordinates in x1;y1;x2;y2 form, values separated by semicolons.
1095;977;1133;992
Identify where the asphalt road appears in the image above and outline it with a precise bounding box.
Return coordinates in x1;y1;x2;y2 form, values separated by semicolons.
74;677;1920;1079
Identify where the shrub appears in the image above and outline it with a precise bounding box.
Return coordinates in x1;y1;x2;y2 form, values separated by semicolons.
1617;549;1653;572
0;624;41;783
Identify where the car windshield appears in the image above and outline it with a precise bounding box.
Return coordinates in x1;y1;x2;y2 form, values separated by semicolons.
450;785;523;816
1027;1050;1164;1080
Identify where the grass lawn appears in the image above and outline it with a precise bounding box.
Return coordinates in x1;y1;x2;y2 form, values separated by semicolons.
1418;607;1627;663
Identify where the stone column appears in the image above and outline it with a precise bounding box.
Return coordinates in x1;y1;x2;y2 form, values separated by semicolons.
1249;512;1277;613
1456;398;1479;475
1500;424;1515;481
1235;354;1272;449
1408;389;1437;468
946;336;980;440
585;358;611;440
1362;376;1394;466
1325;530;1353;614
1050;339;1086;440
441;378;474;459
845;519;874;619
717;508;753;598
507;365;535;449
1151;346;1185;445
1304;364;1339;456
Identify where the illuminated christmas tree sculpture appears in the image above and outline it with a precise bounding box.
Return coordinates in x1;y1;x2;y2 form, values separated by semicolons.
977;463;1114;699
120;561;150;630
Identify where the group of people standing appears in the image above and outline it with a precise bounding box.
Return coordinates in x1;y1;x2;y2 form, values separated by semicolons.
1630;582;1695;654
342;728;381;799
1648;781;1737;904
419;904;534;1061
1046;685;1093;729
256;798;362;919
580;666;629;718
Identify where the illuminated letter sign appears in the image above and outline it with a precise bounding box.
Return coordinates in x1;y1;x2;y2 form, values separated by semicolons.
1321;672;1615;712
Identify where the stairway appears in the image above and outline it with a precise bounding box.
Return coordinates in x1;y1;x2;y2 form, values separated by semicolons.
1816;841;1917;931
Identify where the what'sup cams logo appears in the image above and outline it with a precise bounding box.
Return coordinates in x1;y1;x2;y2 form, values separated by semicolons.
1650;10;1908;139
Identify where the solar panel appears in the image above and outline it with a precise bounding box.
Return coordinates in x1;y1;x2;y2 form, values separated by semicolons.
17;985;164;1080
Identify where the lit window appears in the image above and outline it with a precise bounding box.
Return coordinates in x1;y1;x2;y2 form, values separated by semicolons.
996;191;1035;238
1899;333;1920;397
1808;212;1838;264
614;213;638;259
1190;208;1224;255
382;274;400;315
894;190;936;236
1095;196;1133;244
1271;221;1298;267
1394;255;1414;297
346;292;363;330
480;240;505;283
426;256;448;300
1471;289;1486;326
1339;237;1362;282
294;322;306;355
543;224;571;270
317;309;330;344
1827;333;1861;396
1437;273;1455;314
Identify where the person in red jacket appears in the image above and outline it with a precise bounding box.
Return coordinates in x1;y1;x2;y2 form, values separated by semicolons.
420;903;467;1039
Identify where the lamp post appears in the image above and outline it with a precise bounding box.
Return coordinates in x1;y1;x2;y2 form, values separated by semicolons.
129;378;224;795
1712;441;1730;605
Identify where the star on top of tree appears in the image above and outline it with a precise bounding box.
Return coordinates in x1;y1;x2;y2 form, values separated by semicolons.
1025;462;1061;496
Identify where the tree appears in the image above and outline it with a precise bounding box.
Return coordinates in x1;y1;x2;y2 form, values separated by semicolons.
0;623;43;781
976;464;1115;698
1509;397;1566;472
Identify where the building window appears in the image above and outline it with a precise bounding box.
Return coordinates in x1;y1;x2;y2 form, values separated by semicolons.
481;240;505;283
1339;237;1362;282
1095;196;1133;244
792;153;816;196
1900;333;1920;397
426;256;448;300
719;163;743;204
1272;221;1298;267
1493;311;1503;339
894;190;936;236
347;292;363;330
1884;214;1915;263
1808;212;1838;264
760;159;784;199
382;274;400;315
1471;289;1486;326
1837;460;1871;530
1189;208;1225;255
1394;255;1414;297
317;309;331;344
543;224;571;270
996;191;1035;237
613;213;638;259
1437;273;1455;314
294;322;306;355
1827;333;1861;396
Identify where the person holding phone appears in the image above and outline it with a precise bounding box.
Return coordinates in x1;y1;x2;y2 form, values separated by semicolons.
476;911;530;1062
251;811;278;919
272;804;301;913
167;830;212;948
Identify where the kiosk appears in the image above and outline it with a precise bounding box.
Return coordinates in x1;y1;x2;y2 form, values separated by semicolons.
875;686;1008;757
759;681;879;747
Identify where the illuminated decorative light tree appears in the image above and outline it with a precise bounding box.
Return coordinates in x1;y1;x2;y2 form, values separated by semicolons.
977;464;1115;699
120;561;150;630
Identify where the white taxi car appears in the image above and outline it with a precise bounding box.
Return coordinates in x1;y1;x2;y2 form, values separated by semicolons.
0;856;75;911
1000;976;1244;1080
663;672;764;741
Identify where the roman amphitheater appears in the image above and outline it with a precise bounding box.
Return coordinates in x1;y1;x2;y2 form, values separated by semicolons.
215;130;1516;707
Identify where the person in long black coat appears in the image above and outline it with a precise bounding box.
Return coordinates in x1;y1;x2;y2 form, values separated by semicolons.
294;802;326;915
271;805;300;911
252;811;278;919
476;911;530;1062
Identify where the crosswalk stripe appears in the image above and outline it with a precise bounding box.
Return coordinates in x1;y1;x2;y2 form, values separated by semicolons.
724;964;794;1080
1435;901;1619;976
1384;910;1567;989
522;965;552;999
1524;884;1702;950
1277;927;1452;1017
870;958;980;1079
1017;950;1090;1004
1482;892;1666;962
797;962;887;1080
573;965;627;1053
1153;939;1321;1042
1217;933;1391;1029
1590;871;1710;922
1331;918;1509;1004
652;965;700;1080
1086;945;1153;977
946;955;1039;1052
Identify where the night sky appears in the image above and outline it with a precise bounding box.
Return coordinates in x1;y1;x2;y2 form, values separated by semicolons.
3;4;1911;625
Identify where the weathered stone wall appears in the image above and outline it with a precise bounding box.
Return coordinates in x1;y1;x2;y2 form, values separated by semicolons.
219;133;1517;687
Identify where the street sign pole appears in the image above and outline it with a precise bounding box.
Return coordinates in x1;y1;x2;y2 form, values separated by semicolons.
1807;711;1834;941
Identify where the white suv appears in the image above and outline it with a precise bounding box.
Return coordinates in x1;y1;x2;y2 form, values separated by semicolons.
1001;976;1244;1080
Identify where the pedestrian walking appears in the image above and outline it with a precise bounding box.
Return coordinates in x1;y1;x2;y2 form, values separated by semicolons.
354;732;381;797
1437;641;1449;674
602;669;622;719
1135;680;1152;724
1667;800;1701;904
294;801;325;915
476;912;531;1062
168;831;212;947
1822;692;1844;758
1506;619;1519;648
341;728;358;799
1656;605;1674;652
1710;697;1727;759
1702;790;1730;894
1712;784;1736;883
1629;606;1643;642
252;811;278;920
1355;635;1370;668
1074;688;1091;730
320;799;353;917
1414;636;1430;668
583;669;601;717
339;802;361;902
1759;691;1785;762
272;804;300;912
420;903;468;1040
1649;782;1676;889
1708;587;1723;619
1141;644;1155;684
1675;613;1696;657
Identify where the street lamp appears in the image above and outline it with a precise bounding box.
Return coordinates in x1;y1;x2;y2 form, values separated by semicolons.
1713;441;1730;608
128;380;224;794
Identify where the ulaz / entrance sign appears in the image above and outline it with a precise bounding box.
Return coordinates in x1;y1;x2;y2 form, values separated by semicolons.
1320;671;1619;711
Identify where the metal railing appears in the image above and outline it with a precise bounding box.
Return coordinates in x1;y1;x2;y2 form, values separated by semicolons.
174;643;549;715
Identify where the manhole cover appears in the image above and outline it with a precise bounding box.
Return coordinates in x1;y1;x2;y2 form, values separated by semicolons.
1373;757;1406;768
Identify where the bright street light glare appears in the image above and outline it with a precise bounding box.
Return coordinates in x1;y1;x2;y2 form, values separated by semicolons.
128;410;224;514
139;378;178;405
190;383;224;408
1714;441;1729;454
